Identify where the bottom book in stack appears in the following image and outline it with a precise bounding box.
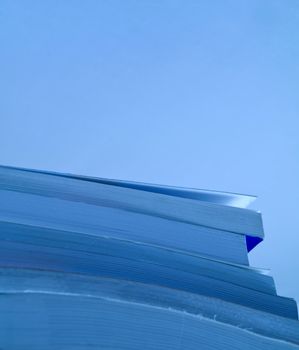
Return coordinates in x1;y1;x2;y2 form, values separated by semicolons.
0;268;298;349
0;221;298;349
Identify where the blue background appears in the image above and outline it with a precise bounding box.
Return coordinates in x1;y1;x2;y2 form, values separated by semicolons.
1;1;298;303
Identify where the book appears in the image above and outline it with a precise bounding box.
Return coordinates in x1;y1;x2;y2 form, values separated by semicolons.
0;165;263;264
0;268;298;349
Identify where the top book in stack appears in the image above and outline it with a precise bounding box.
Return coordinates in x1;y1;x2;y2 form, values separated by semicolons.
0;165;263;266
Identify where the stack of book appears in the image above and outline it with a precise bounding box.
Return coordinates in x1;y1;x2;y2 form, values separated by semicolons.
0;165;298;349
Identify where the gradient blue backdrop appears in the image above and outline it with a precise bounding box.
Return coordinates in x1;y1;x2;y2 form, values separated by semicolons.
1;1;298;303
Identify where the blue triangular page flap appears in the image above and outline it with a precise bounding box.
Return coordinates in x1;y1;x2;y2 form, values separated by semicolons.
246;235;263;252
